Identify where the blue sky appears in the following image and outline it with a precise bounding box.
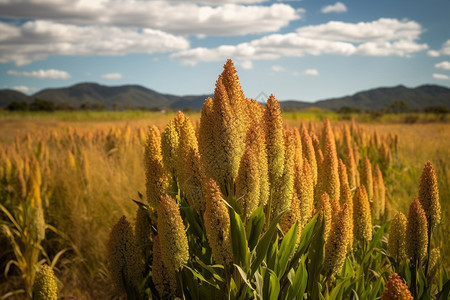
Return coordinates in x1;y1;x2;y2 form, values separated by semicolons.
1;0;449;102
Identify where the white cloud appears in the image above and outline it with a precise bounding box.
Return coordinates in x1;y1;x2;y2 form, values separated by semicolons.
12;85;32;93
239;61;253;70
435;61;450;70
433;73;449;80
321;2;347;14
7;69;71;79
304;69;319;76
0;1;300;36
428;40;450;57
272;65;285;72
0;20;189;66
101;72;123;80
172;18;427;65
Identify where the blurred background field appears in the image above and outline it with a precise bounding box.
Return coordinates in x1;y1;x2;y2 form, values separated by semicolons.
0;110;448;298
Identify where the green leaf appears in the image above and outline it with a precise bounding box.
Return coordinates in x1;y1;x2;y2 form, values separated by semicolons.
228;206;250;270
247;206;265;251
250;209;288;277
437;279;450;300
266;269;280;300
286;255;308;300
307;216;325;300
329;278;350;300
277;221;298;277
183;265;220;289
234;264;255;292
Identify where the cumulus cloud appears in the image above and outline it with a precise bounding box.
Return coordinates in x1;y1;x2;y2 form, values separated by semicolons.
12;85;33;93
0;1;300;36
7;69;71;79
435;61;450;70
172;18;428;65
239;61;253;70
304;69;319;76
432;73;449;80
0;20;189;66
428;40;450;57
101;73;123;80
272;65;285;72
321;2;347;14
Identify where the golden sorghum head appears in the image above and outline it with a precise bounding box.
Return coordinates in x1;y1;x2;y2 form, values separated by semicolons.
203;179;233;265
384;198;393;221
199;97;219;183
387;211;407;262
342;123;352;152
316;193;332;242
338;159;353;248
353;142;360;174
145;126;169;210
211;75;246;192
321;131;340;203
265;94;285;184
296;160;314;230
292;127;303;170
236;146;260;221
418;161;440;231
245;120;269;207
152;235;177;298
278;129;296;213
428;248;440;280
353;185;372;244
360;156;373;201
373;164;386;221
157;195;189;272
301;125;317;186
107;216;144;294
221;59;246;114
310;132;321;168
382;273;413;300
161;116;181;178
33;264;58;300
346;146;358;190
406;198;428;263
324;204;351;277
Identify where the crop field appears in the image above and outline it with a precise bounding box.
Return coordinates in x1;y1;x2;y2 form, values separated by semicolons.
1;61;449;299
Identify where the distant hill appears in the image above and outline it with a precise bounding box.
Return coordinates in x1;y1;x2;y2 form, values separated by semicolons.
1;83;449;111
281;85;450;111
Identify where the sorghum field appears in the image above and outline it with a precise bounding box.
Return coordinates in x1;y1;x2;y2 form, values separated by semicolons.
0;60;449;299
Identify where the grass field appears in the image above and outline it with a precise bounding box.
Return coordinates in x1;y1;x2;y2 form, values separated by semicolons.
0;110;448;299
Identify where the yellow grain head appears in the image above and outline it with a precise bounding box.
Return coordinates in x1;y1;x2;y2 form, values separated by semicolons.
387;211;407;262
324;204;351;277
245;119;269;207
406;198;428;263
199;97;219;183
382;273;413;300
384;198;394;221
107;216;144;294
381;141;392;166
316;193;332;242
292;127;303;170
428;248;440;279
152;235;177;298
353;185;372;244
373;164;386;221
345;146;358;190
418;161;440;231
360;156;373;201
157;195;189;272
342;123;352;152
236;146;260;222
28;163;45;243
161;116;181;179
301;125;317;186
265;94;285;185
321;129;340;203
203;179;233;265
338;159;353;248
296;160;314;230
145;126;169;210
32;265;58;300
310;132;321;167
353;142;360;171
211;75;246;192
221;59;246;112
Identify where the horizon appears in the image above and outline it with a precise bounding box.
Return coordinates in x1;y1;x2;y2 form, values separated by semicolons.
1;0;450;101
2;80;448;103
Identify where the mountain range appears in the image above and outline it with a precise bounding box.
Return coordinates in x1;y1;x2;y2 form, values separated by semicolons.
1;83;449;111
